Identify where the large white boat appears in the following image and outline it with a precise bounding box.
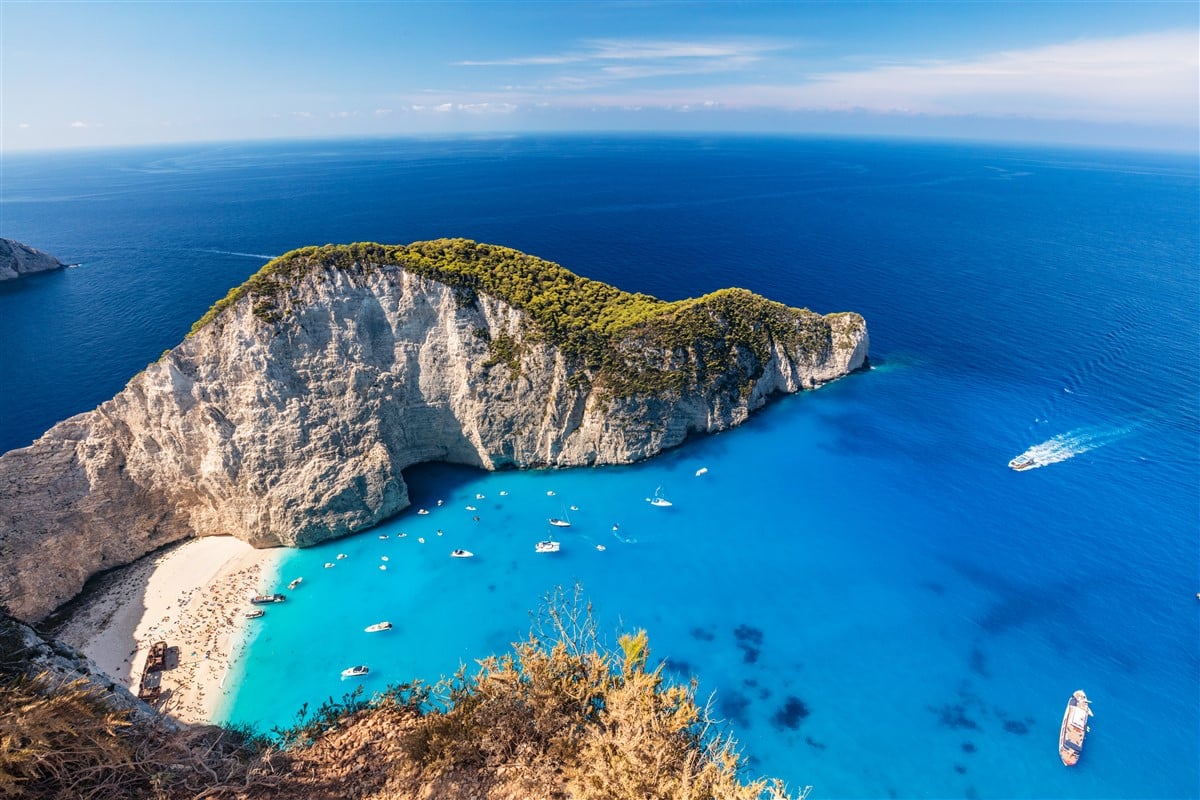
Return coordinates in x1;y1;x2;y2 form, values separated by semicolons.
341;665;369;679
451;549;475;558
647;486;673;507
535;540;561;553
1058;690;1093;766
364;621;392;633
250;593;286;605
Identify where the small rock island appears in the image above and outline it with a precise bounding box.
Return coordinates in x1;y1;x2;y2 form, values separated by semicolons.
0;237;66;281
0;239;868;622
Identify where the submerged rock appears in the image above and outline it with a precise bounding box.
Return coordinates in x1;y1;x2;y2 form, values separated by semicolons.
0;239;868;622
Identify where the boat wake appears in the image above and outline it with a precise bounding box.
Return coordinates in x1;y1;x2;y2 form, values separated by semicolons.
194;249;276;260
1012;426;1132;470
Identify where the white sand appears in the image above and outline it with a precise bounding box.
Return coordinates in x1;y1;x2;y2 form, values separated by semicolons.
57;536;283;724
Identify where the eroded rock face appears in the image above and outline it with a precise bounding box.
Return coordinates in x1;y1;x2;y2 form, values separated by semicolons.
0;238;65;281
0;248;867;622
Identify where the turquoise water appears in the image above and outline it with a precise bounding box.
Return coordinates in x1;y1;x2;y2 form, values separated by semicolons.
1;137;1196;798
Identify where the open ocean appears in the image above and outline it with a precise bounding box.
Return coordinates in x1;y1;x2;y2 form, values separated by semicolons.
1;136;1196;799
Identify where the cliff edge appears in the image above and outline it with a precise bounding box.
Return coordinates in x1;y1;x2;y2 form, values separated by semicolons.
0;238;66;281
0;239;867;622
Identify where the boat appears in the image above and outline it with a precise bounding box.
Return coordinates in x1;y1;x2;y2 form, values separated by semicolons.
287;577;303;590
341;665;369;679
381;556;389;561
548;517;571;528
336;553;348;560
378;534;388;540
596;544;606;551
245;609;265;619
695;467;709;476
417;508;430;515
1058;690;1093;766
250;593;286;605
475;493;485;500
364;621;393;633
324;562;335;568
647;486;673;507
535;540;561;553
466;505;477;511
546;490;556;496
1009;455;1038;471
499;490;509;496
450;549;474;558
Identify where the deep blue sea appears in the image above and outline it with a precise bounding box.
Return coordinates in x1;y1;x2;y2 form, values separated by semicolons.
1;136;1197;799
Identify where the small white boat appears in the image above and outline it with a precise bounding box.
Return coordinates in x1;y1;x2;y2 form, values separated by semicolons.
1009;455;1038;471
336;553;348;560
417;508;430;515
548;517;572;528
596;544;606;552
418;537;425;544
437;500;444;506
695;467;708;476
466;505;477;511
341;665;369;679
398;532;407;538
546;490;556;496
499;490;509;496
475;493;485;500
250;593;286;605
569;505;579;511
451;549;474;558
647;486;673;507
364;621;392;633
379;565;387;571
378;534;388;540
535;540;561;553
324;562;335;569
436;529;444;536
381;555;389;561
288;577;303;590
245;608;265;619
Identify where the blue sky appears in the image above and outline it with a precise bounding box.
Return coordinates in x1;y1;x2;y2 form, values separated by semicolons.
2;1;1196;151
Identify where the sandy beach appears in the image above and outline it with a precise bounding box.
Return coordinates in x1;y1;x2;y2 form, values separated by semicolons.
56;536;283;724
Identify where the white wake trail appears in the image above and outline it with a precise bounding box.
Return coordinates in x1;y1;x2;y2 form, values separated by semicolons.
1012;425;1133;469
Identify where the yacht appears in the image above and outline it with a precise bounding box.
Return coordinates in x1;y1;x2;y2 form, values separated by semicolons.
364;621;392;633
535;540;561;553
1058;690;1093;766
548;517;571;528
341;665;370;679
647;486;673;507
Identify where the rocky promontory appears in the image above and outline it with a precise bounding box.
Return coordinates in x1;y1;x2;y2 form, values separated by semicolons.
0;239;867;622
0;237;66;281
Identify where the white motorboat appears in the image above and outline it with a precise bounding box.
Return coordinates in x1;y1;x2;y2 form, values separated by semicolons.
417;508;430;515
450;549;474;558
695;467;708;476
364;621;393;633
647;486;673;507
548;517;571;528
341;665;369;679
287;577;303;590
336;553;348;560
466;505;477;511
1009;454;1039;471
245;608;265;619
535;540;561;553
324;562;335;569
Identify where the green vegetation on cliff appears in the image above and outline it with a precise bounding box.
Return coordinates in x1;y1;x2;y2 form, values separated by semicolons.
188;238;848;396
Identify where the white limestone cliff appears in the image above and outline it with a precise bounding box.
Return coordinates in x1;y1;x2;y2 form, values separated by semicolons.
0;242;867;622
0;238;66;281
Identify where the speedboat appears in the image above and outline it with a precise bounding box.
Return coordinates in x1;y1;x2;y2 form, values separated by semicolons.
324;562;335;569
364;621;392;633
1009;455;1038;471
450;549;474;558
287;577;303;590
647;486;673;507
336;553;348;560
341;665;369;679
535;540;561;553
245;609;265;619
417;508;430;515
548;517;571;528
695;467;709;476
378;534;388;540
466;505;477;511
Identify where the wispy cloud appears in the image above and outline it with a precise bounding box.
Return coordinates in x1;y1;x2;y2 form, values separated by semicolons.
447;30;1196;127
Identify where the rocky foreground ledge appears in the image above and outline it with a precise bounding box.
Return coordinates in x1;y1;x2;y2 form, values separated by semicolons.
0;239;868;622
0;237;66;281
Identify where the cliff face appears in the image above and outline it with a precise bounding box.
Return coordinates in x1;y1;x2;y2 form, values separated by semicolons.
0;240;867;622
0;238;65;281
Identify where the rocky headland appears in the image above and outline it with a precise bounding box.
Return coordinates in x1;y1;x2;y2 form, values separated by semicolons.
0;239;868;623
0;237;66;281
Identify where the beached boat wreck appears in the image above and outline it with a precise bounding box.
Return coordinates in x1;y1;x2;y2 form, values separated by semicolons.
1059;689;1093;766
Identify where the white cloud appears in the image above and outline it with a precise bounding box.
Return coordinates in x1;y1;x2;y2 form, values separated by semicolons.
18;122;30;129
374;108;393;117
69;120;89;128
